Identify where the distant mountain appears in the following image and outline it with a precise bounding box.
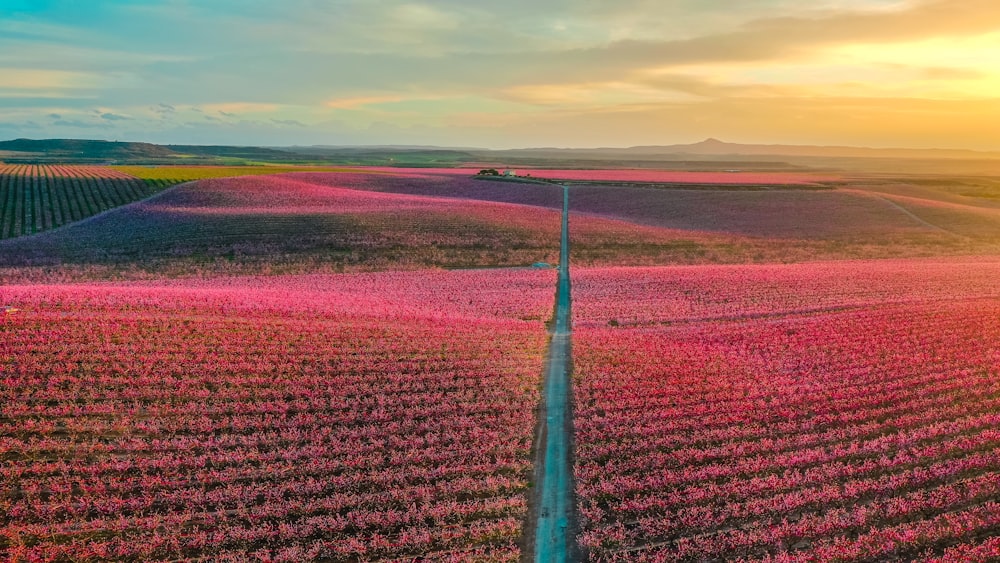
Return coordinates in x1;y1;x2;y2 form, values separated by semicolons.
507;138;1000;161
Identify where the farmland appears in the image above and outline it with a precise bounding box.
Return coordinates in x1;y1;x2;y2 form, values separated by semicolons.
5;164;991;273
4;163;1000;561
0;165;372;241
572;262;1000;560
292;169;1000;262
113;165;364;188
0;170;864;281
356;167;836;186
0;173;569;277
1;269;553;561
0;165;159;239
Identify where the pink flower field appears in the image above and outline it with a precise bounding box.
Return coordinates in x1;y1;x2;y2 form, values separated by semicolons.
500;169;837;186
7;164;1000;561
285;171;1000;265
565;186;949;239
0;173;571;274
1;269;554;561
572;258;1000;326
572;260;1000;560
3;170;902;282
282;170;566;209
355;167;837;186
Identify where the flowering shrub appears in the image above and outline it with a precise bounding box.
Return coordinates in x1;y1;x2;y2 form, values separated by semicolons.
0;269;554;561
572;261;1000;560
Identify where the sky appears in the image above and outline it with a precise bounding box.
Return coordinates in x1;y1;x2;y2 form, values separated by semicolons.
1;0;1000;149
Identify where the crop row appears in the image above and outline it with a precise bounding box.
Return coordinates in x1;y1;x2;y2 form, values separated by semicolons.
0;164;162;239
295;170;1000;264
572;263;1000;561
1;270;553;561
0;174;573;275
572;260;1000;326
3;169;975;283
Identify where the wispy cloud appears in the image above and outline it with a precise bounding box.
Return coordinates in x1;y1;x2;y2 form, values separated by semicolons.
0;68;100;90
1;0;999;148
199;103;281;114
271;119;306;127
325;95;411;110
99;112;131;121
52;119;112;130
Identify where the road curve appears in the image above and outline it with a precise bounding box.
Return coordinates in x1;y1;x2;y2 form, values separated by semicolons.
534;185;576;561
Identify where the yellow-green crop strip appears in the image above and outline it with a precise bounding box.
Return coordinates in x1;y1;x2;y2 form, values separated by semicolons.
113;165;366;187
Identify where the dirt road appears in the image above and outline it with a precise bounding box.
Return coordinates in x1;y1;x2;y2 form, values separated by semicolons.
533;185;576;561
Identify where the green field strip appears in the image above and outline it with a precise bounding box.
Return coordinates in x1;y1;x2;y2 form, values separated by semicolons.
0;166;175;239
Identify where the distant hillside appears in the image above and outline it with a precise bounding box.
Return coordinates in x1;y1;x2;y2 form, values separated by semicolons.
0;138;476;166
3;138;1000;174
626;138;1000;160
165;144;306;161
0;139;179;162
285;146;478;166
492;139;1000;174
499;138;1000;160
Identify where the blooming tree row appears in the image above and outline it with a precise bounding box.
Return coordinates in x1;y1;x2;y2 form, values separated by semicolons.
1;269;554;561
573;260;1000;327
572;262;1000;561
3;170;825;278
0;174;568;274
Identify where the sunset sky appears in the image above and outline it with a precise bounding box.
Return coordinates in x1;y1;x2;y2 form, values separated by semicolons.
2;0;999;149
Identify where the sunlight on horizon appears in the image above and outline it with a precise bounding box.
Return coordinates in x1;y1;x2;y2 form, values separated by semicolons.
1;0;999;149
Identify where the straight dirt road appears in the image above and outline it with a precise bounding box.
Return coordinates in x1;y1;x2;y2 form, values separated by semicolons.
534;184;575;561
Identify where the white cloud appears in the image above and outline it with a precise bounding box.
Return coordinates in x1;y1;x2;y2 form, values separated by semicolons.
0;68;100;90
3;0;1000;148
